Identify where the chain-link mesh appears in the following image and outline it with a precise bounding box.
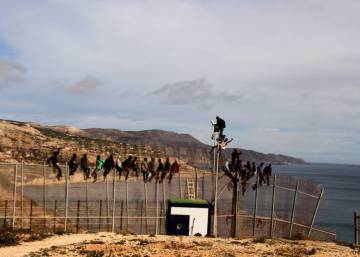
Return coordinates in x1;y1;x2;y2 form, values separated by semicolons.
0;163;336;240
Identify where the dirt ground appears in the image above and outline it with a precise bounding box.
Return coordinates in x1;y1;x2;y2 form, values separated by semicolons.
0;232;359;257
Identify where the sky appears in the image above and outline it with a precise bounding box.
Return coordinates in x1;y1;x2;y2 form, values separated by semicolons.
0;0;359;164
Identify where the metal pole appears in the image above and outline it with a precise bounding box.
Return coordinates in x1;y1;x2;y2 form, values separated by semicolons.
355;211;359;245
195;167;198;199
29;199;33;232
126;180;129;229
269;175;277;238
106;176;110;232
178;171;182;198
120;200;123;231
252;172;259;237
308;188;324;237
289;180;299;238
155;181;159;235
162;181;166;211
202;171;205;199
76;200;80;233
12;163;18;228
212;138;216;203
231;169;238;238
112;168;116;233
213;148;220;236
53;200;57;233
98;200;102;232
20;161;24;229
43;162;47;229
64;165;69;232
85;176;89;231
144;182;148;234
3;200;8;228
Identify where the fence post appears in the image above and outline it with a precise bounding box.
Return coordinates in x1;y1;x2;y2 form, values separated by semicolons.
29;199;33;232
76;200;80;233
106;176;110;232
126;180;129;230
43;162;47;230
144;182;148;234
120;200;123;231
213;149;220;237
162;182;166;212
231;169;238;238
20;161;24;229
85;176;89;231
202;171;205;199
308;187;324;237
289;180;299;238
355;212;359;245
178;171;182;198
3;200;8;228
64;165;69;232
140;200;143;234
155;181;159;235
12;163;18;229
112;168;117;233
252;172;259;237
195;167;198;198
53;200;57;233
269;175;277;238
98;200;102;232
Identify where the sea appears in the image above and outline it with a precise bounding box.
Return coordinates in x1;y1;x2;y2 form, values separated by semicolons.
273;163;360;243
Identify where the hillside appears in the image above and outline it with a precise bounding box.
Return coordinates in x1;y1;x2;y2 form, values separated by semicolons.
0;119;305;165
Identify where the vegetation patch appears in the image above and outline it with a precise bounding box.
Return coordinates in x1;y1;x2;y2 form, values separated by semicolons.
0;231;19;247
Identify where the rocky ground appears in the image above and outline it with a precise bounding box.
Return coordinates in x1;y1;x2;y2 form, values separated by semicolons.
0;232;359;257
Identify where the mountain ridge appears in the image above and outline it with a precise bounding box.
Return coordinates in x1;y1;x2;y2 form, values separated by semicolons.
0;118;306;165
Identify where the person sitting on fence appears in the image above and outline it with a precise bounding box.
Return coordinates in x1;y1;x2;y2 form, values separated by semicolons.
131;156;140;179
263;163;272;186
122;155;133;181
115;156;123;179
81;154;91;180
147;157;156;182
103;155;115;179
160;158;171;183
46;148;62;180
140;157;149;182
231;149;241;169
251;162;257;176
257;162;265;186
168;160;180;183
216;116;226;141
68;153;78;176
156;158;164;183
91;155;104;182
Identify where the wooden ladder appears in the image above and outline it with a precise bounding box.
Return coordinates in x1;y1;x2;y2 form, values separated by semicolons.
186;179;196;199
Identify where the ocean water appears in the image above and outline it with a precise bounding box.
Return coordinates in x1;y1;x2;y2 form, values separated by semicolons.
274;163;360;243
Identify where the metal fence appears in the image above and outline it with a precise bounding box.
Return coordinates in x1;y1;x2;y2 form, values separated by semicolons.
0;162;336;240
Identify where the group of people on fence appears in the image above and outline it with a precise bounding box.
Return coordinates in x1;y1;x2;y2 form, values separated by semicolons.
47;148;180;183
224;148;273;195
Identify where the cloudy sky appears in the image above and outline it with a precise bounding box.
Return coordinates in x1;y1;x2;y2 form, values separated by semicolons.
0;0;359;164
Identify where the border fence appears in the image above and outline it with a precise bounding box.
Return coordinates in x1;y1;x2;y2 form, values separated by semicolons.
0;162;336;240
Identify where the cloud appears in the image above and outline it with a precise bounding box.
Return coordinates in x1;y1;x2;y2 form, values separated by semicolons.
65;76;103;94
0;1;360;163
149;78;240;106
0;58;26;89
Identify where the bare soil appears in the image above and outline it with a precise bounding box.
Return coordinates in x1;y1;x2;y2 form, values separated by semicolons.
0;233;359;257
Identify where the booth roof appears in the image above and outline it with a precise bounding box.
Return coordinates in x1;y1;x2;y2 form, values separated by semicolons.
169;198;209;205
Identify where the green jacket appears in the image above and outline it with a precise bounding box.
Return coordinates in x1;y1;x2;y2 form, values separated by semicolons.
96;159;104;170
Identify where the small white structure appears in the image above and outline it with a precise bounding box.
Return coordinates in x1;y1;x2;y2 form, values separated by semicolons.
166;198;211;236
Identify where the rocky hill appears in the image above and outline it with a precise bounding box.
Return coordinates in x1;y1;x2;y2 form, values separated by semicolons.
0;119;305;165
